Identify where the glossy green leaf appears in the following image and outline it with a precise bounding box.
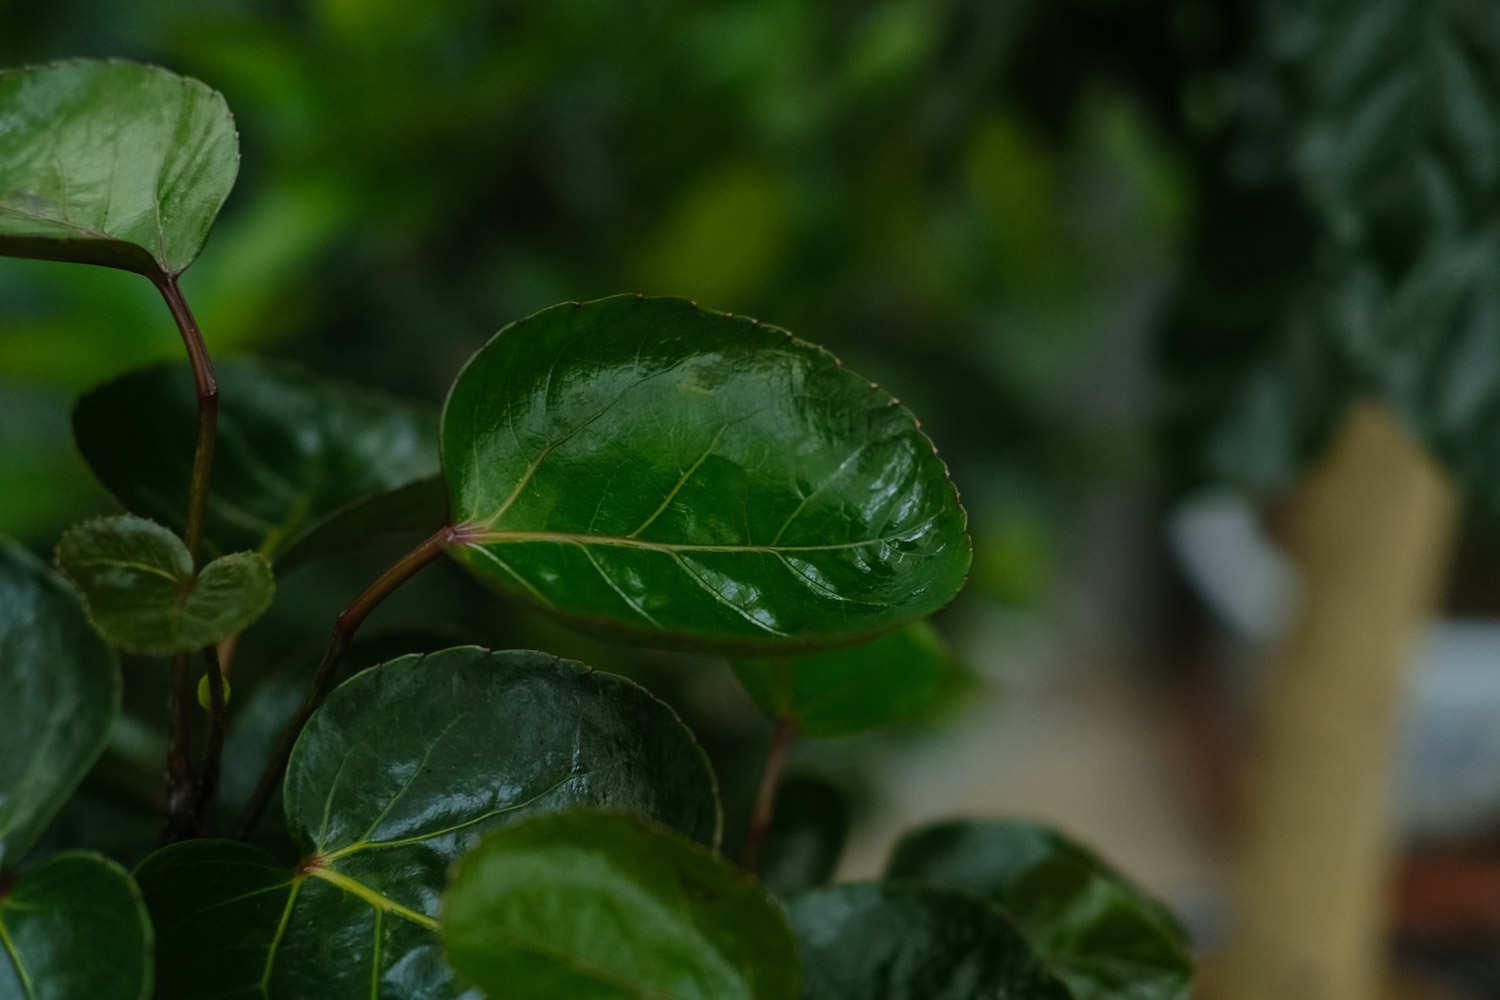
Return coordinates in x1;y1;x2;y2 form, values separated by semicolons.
732;621;956;736
756;776;851;898
0;60;238;277
54;515;274;656
886;819;1193;1000
441;295;970;652
0;852;152;1000
785;883;1070;999
73;359;442;567
0;540;118;868
442;809;799;999
136;647;720;998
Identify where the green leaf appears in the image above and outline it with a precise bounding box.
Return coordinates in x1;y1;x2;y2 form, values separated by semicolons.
785;883;1070;999
0;60;238;277
441;295;970;652
886;820;1193;1000
136;647;721;998
0;539;118;868
442;808;799;999
0;852;153;1000
73;359;442;567
731;621;956;736
54;515;274;656
756;775;851;898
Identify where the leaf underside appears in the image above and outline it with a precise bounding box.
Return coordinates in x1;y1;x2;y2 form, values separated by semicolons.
0;59;238;276
441;295;970;652
136;647;720;998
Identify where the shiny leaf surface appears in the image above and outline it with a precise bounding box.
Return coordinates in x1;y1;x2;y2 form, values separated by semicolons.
785;883;1070;999
0;60;237;276
441;295;969;651
54;515;274;655
442;809;799;999
732;621;956;736
886;819;1192;1000
0;852;153;1000
136;647;720;998
73;359;442;566
0;540;118;868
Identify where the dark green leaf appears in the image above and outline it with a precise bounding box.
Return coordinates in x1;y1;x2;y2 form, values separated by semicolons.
732;622;956;736
886;819;1192;1000
756;776;851;897
442;808;799;999
0;60;237;277
0;851;153;1000
785;883;1070;999
0;539;118;868
73;359;442;566
54;515;274;655
136;647;720;998
441;295;970;652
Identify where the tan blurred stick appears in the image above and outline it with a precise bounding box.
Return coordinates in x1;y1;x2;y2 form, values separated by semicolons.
1218;401;1459;1000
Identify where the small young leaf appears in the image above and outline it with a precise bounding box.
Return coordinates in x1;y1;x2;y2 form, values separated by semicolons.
441;295;970;652
785;883;1070;999
137;647;721;997
0;852;153;1000
731;621;957;736
0;60;238;277
886;820;1193;1000
442;809;799;999
73;359;442;567
54;516;274;656
0;539;118;868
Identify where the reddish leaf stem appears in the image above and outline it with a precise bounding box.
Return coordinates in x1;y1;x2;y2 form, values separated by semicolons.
236;524;456;837
162;654;197;843
743;717;797;871
153;274;217;567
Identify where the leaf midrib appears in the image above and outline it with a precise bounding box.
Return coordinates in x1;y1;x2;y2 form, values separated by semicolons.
459;520;941;555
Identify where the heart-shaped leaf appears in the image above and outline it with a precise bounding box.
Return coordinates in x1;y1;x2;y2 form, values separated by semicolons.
0;539;118;869
0;852;153;1000
886;819;1193;1000
0;60;238;277
732;621;957;736
785;883;1070;999
136;647;720;998
73;359;442;567
442;808;799;999
54;515;274;656
441;295;970;652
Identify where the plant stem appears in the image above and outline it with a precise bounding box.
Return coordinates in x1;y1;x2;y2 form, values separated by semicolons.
743;718;797;871
236;525;455;838
191;645;228;833
153;274;218;567
153;274;219;840
162;655;196;843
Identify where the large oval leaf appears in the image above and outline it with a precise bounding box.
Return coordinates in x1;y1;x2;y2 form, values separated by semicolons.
0;852;153;1000
441;295;970;651
785;883;1070;999
73;359;442;567
886;819;1193;1000
54;515;274;655
732;621;958;736
0;60;237;277
442;808;799;999
136;647;720;998
0;539;118;868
